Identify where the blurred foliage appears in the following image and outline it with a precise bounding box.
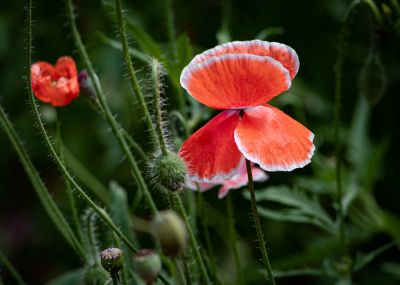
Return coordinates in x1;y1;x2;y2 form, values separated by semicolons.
1;0;400;284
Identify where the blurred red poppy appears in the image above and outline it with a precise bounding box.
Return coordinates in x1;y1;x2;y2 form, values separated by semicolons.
31;56;80;107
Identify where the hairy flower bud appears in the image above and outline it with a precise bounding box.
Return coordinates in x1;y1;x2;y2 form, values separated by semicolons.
152;210;187;257
133;249;162;283
100;247;123;277
151;150;186;192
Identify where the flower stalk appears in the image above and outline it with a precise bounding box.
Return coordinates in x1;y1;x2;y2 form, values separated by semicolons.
246;159;276;285
65;0;158;215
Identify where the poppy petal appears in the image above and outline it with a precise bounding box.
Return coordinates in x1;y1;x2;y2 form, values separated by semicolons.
181;54;291;110
218;163;268;199
179;110;243;182
234;105;315;171
31;62;55;103
191;40;299;79
55;56;78;79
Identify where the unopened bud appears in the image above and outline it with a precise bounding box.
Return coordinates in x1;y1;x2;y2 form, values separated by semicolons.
100;247;123;277
359;52;387;105
78;70;96;100
152;150;186;192
152;210;187;257
133;249;162;283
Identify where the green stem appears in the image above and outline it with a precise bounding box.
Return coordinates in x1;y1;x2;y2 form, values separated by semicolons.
63;146;112;205
112;233;129;285
165;0;178;60
0;103;87;261
227;194;245;285
163;0;186;116
0;249;27;285
27;0;140;255
245;159;275;285
65;0;158;215
151;59;168;155
174;258;187;285
334;0;361;256
55;109;85;245
196;189;219;282
182;254;192;285
362;0;383;24
114;0;159;149
175;194;211;285
86;212;100;266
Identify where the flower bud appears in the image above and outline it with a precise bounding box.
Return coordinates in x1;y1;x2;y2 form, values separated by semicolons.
151;150;186;192
78;70;97;100
133;249;162;283
100;247;123;277
152;210;187;257
359;52;387;105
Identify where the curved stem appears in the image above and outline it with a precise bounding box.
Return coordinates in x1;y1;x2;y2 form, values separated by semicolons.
334;0;361;256
245;159;275;285
65;0;158;215
114;0;159;149
175;194;211;284
227;194;245;285
27;0;140;255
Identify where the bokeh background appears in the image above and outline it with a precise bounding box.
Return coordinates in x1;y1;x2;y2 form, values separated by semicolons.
1;0;400;284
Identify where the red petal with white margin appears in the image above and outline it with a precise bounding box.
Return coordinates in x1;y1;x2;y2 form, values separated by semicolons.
234;105;315;172
181;54;291;110
218;163;268;199
178;110;243;182
190;40;299;79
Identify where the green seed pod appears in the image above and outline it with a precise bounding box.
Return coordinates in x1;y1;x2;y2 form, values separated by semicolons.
152;210;187;257
133;249;162;283
84;265;110;284
359;51;387;105
151;150;186;192
100;247;123;276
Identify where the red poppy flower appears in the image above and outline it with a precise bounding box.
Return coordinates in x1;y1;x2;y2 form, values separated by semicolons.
178;40;315;182
186;163;268;199
31;56;80;107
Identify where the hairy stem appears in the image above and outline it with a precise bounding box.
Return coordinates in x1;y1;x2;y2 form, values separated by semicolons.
26;0;140;254
114;0;159;149
246;159;275;285
65;0;158;215
151;59;168;155
175;194;211;284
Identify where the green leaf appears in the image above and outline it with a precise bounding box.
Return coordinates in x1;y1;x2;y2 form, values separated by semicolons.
126;21;164;60
244;185;336;233
353;241;396;272
97;31;150;64
109;181;138;248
